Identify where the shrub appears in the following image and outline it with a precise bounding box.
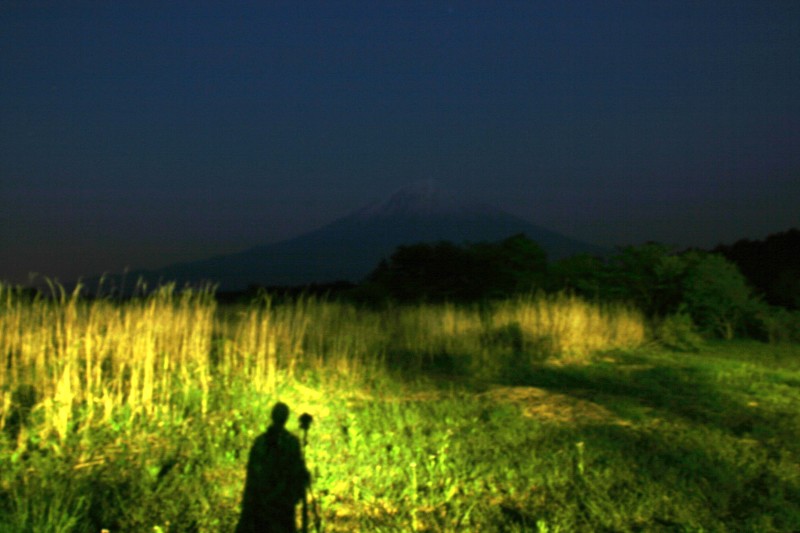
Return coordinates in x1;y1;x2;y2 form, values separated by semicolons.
655;311;704;352
746;303;800;343
682;253;755;339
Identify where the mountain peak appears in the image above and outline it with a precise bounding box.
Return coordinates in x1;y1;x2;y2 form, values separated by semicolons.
355;180;499;218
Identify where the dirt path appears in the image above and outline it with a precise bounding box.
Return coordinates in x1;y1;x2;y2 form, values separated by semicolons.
478;385;632;426
349;380;633;427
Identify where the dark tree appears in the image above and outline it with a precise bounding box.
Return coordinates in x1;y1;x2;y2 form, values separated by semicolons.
681;252;757;339
605;243;688;316
549;253;610;299
367;241;481;302
715;228;800;309
366;234;548;302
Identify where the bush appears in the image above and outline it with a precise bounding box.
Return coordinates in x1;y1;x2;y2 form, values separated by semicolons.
655;312;704;352
746;303;800;343
682;254;755;339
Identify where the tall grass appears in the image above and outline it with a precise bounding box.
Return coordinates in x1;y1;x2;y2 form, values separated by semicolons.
0;283;645;443
3;283;798;531
1;283;216;444
492;294;646;361
0;283;644;529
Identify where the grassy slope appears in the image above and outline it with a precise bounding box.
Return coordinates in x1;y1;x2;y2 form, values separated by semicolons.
313;341;800;532
3;340;799;532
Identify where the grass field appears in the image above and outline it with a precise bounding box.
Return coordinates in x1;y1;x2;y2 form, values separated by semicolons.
1;284;798;531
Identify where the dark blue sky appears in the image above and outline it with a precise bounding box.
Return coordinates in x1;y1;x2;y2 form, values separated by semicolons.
2;1;799;285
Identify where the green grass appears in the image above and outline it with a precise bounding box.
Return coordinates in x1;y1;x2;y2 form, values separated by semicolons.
302;341;800;531
1;289;799;531
3;342;800;531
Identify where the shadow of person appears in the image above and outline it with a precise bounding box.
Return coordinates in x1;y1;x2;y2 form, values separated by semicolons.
235;402;311;533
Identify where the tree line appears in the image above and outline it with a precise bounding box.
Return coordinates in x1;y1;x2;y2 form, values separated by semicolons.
348;231;799;343
212;229;799;343
714;228;800;310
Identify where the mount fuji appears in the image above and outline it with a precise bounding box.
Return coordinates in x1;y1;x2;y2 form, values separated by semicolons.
92;182;607;291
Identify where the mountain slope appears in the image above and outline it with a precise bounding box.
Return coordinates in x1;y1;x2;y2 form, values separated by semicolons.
93;183;607;291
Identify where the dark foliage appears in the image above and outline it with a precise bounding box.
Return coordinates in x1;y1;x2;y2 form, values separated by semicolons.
715;228;800;309
365;234;547;302
550;243;782;339
215;281;358;305
216;230;800;341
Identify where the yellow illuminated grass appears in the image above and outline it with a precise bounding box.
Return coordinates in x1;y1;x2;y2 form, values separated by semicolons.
3;282;799;531
0;283;644;530
1;284;216;443
0;283;645;444
493;294;646;361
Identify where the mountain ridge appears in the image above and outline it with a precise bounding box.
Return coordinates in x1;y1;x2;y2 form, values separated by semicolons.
82;183;608;291
352;180;500;219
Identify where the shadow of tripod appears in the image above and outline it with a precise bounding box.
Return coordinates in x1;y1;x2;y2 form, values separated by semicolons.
300;413;322;533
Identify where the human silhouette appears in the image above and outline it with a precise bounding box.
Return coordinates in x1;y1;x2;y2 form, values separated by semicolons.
235;402;310;533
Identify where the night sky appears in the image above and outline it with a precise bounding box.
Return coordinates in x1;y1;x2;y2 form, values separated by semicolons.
2;2;799;286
